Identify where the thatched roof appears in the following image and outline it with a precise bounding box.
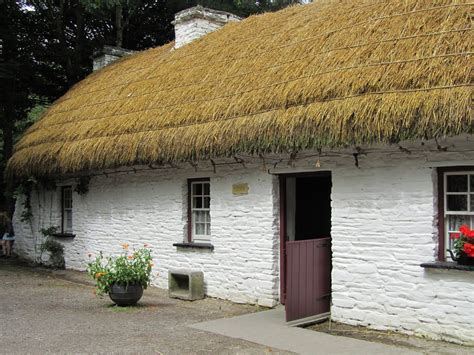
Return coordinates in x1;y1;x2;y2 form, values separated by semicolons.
8;0;473;178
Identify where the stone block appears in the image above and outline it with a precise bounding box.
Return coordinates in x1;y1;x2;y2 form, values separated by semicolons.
168;270;204;301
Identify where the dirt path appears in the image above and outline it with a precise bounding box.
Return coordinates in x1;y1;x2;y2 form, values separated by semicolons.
2;259;471;354
0;259;289;354
307;316;473;354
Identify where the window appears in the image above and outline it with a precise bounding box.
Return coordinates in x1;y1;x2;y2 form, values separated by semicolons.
62;186;73;233
438;168;474;260
188;178;210;242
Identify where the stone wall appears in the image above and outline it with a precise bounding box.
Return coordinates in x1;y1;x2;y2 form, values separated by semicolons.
13;164;280;307
329;150;474;345
173;6;241;49
12;136;474;344
92;46;135;71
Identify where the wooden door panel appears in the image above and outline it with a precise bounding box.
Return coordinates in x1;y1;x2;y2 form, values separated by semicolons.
285;238;331;322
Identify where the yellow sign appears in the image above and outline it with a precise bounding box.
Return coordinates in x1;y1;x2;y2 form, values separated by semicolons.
232;183;249;195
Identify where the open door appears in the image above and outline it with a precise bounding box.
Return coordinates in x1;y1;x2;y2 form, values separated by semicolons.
280;173;332;325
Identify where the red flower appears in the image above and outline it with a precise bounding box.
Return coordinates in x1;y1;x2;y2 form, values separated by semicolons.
463;243;474;257
450;233;460;240
459;225;471;236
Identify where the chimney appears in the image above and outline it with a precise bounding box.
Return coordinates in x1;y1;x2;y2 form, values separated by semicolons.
172;6;241;49
92;45;135;71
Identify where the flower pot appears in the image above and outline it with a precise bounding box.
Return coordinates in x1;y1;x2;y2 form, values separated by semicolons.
109;283;143;306
457;255;474;266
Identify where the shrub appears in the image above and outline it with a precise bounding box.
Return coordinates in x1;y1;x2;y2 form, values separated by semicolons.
39;226;65;269
87;244;153;296
40;238;65;269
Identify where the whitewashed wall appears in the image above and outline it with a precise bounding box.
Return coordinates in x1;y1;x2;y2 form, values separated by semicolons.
13;165;280;307
329;150;474;345
173;6;241;49
13;135;474;344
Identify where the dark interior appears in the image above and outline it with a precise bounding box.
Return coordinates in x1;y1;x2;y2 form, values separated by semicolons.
173;274;189;291
295;175;332;241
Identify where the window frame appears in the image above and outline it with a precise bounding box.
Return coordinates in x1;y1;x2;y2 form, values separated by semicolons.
61;186;73;234
187;178;211;243
437;167;474;261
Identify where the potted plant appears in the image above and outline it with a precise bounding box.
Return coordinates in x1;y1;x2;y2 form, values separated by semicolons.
87;244;154;306
447;225;474;266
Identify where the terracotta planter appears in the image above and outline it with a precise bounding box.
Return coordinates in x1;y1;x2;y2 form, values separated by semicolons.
109;283;143;306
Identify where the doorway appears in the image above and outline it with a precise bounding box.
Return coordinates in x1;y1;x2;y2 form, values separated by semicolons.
279;173;332;324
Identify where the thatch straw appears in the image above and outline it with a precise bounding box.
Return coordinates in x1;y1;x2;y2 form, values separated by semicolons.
7;0;473;178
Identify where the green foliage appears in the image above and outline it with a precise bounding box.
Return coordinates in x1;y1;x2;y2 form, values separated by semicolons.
80;0;141;12
448;225;474;260
74;176;91;195
40;225;60;237
87;245;154;296
40;226;65;269
14;177;37;223
1;0;299;209
15;104;48;140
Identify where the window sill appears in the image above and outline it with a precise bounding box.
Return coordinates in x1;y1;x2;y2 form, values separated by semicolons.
420;261;474;271
173;242;214;251
51;233;76;239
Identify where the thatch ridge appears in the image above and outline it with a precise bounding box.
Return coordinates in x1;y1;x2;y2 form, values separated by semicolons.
7;0;474;178
35;3;471;112
30;29;473;127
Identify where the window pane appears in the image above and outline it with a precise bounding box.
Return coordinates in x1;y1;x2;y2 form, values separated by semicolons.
193;197;202;208
447;195;467;211
64;188;72;208
447;215;470;232
471;175;474;192
190;180;210;240
195;223;205;235
471;195;474;212
195;211;210;223
447;175;468;192
65;211;73;231
193;183;202;195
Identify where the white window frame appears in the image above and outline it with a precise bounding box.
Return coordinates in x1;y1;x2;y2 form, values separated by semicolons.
189;179;211;242
62;186;73;233
443;171;474;256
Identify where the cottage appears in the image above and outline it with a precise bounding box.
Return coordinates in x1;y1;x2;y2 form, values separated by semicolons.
7;0;473;345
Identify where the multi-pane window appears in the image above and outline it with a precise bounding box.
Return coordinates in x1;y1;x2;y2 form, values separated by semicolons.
189;179;210;242
62;186;73;233
443;172;474;256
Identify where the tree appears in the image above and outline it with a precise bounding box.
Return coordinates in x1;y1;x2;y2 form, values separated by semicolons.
0;0;301;213
0;0;41;212
80;0;143;47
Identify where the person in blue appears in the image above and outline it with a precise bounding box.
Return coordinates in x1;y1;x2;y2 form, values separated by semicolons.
0;212;15;258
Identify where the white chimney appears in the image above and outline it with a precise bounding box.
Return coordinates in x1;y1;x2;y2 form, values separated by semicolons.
92;45;135;71
172;6;241;49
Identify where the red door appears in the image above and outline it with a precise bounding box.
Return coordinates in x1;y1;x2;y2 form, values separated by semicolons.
285;238;331;323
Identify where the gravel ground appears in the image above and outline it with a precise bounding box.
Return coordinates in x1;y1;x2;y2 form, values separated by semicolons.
2;259;471;355
0;259;290;354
